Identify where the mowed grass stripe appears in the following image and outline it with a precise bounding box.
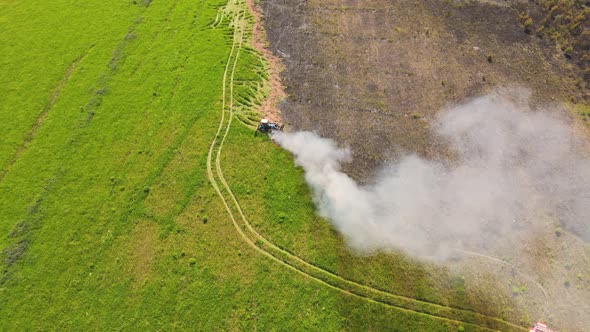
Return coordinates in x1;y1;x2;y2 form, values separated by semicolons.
0;0;226;318
0;47;93;183
0;1;146;172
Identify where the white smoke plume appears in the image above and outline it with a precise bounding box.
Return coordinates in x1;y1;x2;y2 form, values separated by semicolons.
273;91;590;261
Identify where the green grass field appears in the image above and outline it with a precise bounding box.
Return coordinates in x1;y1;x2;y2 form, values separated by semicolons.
1;0;529;330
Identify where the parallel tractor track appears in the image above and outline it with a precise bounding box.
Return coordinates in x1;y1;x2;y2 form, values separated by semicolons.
0;49;91;184
206;1;526;331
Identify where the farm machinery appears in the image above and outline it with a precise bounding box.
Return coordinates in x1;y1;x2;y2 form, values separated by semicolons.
256;118;284;136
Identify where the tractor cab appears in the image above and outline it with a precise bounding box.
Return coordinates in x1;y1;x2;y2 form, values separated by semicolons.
256;118;284;135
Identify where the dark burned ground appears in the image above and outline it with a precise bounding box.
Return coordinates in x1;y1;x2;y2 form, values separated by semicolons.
260;0;582;180
260;0;590;330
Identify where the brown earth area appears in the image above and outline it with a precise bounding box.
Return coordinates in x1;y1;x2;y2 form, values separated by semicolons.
246;0;286;123
260;0;585;181
256;0;590;330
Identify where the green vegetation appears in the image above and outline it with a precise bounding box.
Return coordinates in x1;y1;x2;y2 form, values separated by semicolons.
511;284;527;297
573;103;590;123
0;0;528;330
524;0;590;80
555;226;562;237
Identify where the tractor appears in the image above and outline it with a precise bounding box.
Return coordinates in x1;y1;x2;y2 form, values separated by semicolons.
256;118;284;136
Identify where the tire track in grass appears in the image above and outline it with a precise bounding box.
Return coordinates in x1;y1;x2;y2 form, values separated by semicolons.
0;1;154;185
0;48;92;184
113;0;210;225
206;1;526;330
1;10;149;284
457;249;550;317
0;2;168;282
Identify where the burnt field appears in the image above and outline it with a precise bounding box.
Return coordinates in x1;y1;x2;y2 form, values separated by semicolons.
259;1;590;330
260;0;583;180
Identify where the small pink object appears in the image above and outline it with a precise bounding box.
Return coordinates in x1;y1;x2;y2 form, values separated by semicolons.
530;322;555;332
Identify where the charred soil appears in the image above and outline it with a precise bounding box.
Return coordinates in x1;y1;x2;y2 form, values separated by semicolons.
260;0;584;180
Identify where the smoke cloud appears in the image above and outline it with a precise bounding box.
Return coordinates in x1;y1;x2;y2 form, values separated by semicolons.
273;91;590;261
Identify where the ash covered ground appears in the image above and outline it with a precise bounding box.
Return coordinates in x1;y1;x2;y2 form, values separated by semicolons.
260;0;582;180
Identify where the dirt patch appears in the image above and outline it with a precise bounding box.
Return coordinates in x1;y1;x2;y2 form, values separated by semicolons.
260;0;581;180
246;0;286;123
129;220;158;287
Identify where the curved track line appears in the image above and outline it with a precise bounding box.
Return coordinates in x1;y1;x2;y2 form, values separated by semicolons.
205;3;526;331
458;249;549;317
0;49;91;183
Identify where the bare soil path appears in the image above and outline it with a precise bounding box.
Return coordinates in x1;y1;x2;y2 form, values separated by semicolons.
245;0;285;123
